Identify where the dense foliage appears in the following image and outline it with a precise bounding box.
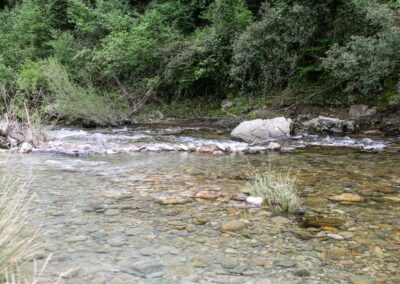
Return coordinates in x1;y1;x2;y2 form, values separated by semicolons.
0;0;399;123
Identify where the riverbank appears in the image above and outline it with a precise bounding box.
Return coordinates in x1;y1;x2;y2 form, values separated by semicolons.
52;102;400;138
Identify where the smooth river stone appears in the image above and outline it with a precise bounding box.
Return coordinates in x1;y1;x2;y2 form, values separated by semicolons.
329;193;364;202
382;196;400;202
220;220;248;232
104;209;120;216
195;190;221;200
349;275;375;284
154;196;192;205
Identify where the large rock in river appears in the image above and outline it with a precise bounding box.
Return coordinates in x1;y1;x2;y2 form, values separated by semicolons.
231;117;293;143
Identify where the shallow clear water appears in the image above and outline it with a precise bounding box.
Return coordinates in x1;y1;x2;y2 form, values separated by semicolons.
2;126;400;283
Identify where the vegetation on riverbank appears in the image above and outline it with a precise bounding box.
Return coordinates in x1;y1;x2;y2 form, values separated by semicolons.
0;0;399;125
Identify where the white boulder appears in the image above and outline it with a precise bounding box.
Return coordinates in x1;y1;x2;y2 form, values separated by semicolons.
231;117;293;143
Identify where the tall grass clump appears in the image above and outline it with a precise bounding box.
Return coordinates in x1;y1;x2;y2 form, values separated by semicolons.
248;167;300;213
0;178;42;278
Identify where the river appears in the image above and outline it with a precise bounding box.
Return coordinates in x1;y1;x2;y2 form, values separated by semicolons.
3;125;399;283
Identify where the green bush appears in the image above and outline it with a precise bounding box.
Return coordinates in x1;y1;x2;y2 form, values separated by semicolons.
322;28;400;102
1;0;400;121
42;59;127;124
231;2;318;94
16;61;45;95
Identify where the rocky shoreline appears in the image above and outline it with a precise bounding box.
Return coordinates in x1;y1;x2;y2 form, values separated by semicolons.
3;104;399;156
46;103;400;135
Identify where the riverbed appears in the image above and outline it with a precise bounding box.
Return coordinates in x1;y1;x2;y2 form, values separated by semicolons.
3;125;400;283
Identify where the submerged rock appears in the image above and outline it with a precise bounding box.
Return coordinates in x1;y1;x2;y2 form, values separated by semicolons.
300;211;346;228
179;144;188;151
382;196;400;203
271;216;291;226
231;117;293;143
220;220;249;232
273;258;297;268
329;193;364;202
192;216;208;225
195;190;221;200
244;146;266;154
266;142;281;151
154;196;192;205
196;145;214;154
19;142;33;154
349;275;375;284
213;150;224;156
293;269;311;277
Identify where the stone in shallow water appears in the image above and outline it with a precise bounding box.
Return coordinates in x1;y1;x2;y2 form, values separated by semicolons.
231;117;292;143
164;265;195;278
215;143;226;151
281;147;295;153
130;260;164;275
349;275;375;284
300;211;345;228
220;220;248;232
154;196;192;205
266;142;281;151
125;227;145;236
67;235;87;243
179;144;188;151
196;146;214;154
218;257;238;269
192;216;208;225
160;144;175;151
251;257;268;267
104;209;120;216
304;196;328;205
20;142;33;154
195;190;221;200
107;238;125;247
146;145;161;152
382;196;400;202
292;229;313;240
372;246;384;258
168;220;186;230
90;276;106;284
271;216;291;226
213;150;224;156
273;258;297;268
191;256;209;267
185;224;196;232
293;269;311;277
327;233;344;240
329;193;364;202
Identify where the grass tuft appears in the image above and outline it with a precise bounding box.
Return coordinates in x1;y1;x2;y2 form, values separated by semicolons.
0;178;42;278
248;167;300;213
